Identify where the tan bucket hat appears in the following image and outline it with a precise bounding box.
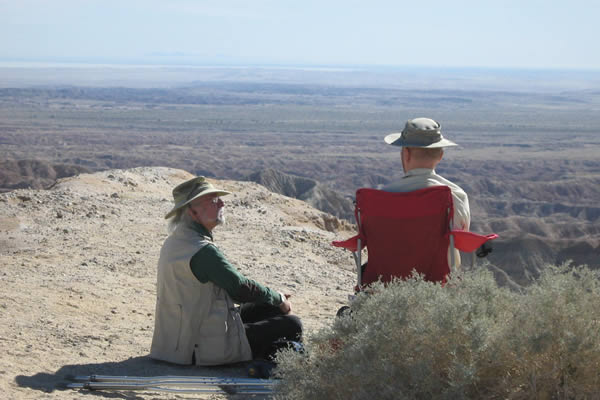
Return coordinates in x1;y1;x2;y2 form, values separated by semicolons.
384;117;457;148
164;176;231;219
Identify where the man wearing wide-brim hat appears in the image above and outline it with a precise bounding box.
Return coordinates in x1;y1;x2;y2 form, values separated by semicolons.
151;176;302;367
372;117;470;278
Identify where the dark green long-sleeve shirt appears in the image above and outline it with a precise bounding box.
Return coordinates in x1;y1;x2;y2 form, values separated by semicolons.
188;222;282;306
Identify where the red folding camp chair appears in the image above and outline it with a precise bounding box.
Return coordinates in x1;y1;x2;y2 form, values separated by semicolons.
332;186;498;288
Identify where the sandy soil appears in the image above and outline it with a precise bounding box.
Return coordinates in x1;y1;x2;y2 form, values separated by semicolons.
0;167;356;399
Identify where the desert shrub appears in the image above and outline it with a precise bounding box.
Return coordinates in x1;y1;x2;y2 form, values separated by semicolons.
274;265;600;399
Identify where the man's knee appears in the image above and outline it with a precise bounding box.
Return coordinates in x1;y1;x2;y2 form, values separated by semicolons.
282;314;303;340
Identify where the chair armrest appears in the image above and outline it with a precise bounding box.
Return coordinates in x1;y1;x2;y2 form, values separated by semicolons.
332;235;365;252
452;230;498;253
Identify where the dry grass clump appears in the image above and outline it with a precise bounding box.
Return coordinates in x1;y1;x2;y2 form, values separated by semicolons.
274;265;600;399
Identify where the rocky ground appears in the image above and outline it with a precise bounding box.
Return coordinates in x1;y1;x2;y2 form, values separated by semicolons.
0;167;356;399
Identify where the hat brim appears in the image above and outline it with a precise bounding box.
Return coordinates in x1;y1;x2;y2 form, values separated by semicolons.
384;132;457;148
164;189;231;219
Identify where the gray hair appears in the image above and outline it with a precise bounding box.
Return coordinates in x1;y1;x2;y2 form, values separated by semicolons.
167;207;194;234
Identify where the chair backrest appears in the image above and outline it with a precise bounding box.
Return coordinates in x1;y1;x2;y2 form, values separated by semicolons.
356;186;454;286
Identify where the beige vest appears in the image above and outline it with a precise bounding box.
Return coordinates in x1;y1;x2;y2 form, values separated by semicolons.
150;224;252;365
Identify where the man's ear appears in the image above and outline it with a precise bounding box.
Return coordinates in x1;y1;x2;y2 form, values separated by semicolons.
404;147;411;162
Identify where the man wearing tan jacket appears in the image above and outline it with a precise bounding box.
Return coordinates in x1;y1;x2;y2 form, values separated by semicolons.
150;176;302;366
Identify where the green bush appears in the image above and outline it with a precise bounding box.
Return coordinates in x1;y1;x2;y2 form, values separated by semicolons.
274;265;600;399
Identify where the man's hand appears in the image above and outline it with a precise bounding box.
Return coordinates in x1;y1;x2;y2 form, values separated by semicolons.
279;293;293;315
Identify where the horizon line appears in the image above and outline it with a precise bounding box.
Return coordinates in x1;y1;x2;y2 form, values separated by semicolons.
1;57;600;74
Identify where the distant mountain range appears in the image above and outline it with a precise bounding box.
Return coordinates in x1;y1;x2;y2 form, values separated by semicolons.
247;168;354;221
0;159;90;192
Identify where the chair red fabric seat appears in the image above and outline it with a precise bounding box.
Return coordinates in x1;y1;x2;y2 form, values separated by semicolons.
332;186;498;287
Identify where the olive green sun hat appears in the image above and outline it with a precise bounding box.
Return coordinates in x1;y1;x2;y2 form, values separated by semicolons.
384;117;457;148
164;176;231;219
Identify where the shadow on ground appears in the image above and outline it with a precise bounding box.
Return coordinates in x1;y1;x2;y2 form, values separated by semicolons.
15;355;251;399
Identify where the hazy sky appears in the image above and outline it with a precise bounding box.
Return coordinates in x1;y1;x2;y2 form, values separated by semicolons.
1;0;599;70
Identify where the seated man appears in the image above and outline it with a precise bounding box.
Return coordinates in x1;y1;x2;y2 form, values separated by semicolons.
151;176;302;366
380;117;470;268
